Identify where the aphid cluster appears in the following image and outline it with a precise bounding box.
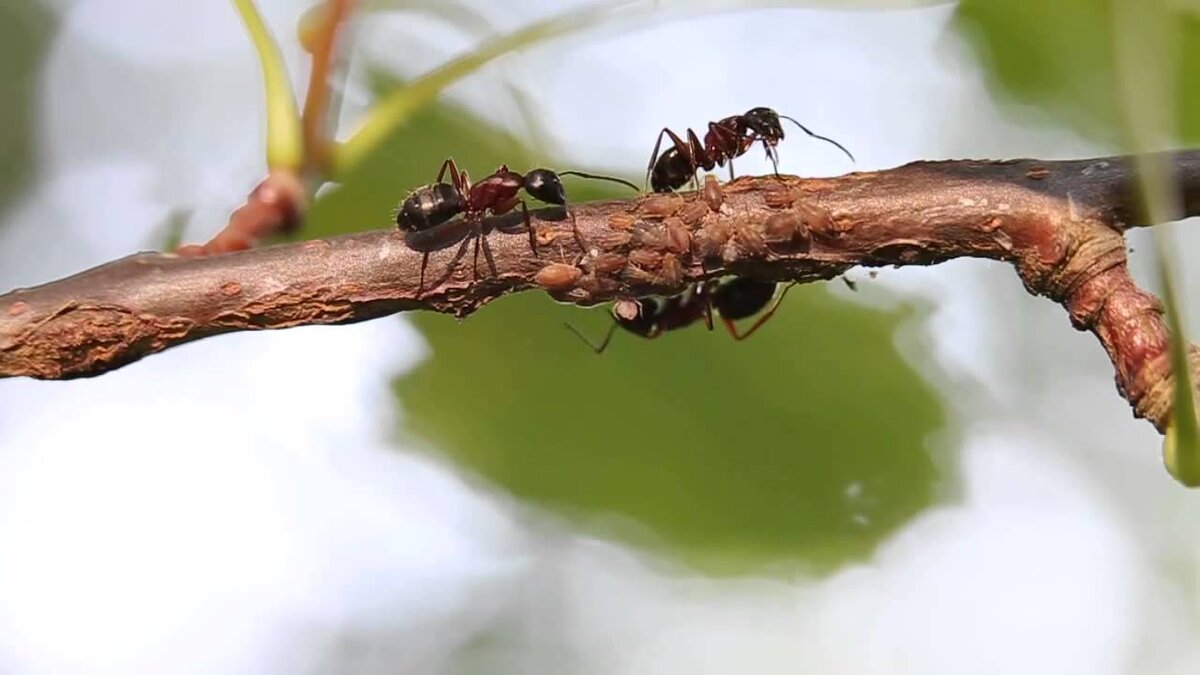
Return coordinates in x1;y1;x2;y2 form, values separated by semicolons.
575;106;851;351
395;106;851;350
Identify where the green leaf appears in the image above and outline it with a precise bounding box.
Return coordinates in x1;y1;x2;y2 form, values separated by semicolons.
953;0;1200;144
395;286;947;573
333;0;638;175
305;73;631;238
232;0;304;171
305;78;537;238
0;2;53;218
148;208;194;252
1151;201;1198;488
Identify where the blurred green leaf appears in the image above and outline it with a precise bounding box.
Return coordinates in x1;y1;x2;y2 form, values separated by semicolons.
305;73;537;237
1158;240;1200;485
395;285;946;573
953;0;1200;144
305;71;629;237
149;207;194;252
232;0;304;171
0;2;53;218
334;0;641;175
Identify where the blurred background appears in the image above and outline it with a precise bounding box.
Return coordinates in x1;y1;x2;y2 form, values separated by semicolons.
1;0;1199;673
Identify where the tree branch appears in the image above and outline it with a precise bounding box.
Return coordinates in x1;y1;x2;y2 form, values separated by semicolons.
3;151;1199;432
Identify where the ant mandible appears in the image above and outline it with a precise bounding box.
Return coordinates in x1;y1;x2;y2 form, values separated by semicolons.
397;158;638;292
567;277;797;353
646;106;855;193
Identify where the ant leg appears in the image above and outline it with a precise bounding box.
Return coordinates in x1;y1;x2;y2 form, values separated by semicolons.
767;145;782;178
518;199;543;257
646;129;670;189
491;196;542;259
416;251;430;298
686;128;715;172
481;234;499;278
562;204;588;255
470;224;482;280
564;321;619;354
705;121;740;172
436;157;461;184
723;282;797;341
693;281;715;331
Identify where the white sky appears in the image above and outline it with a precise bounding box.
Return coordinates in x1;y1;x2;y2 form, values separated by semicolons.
1;1;1198;673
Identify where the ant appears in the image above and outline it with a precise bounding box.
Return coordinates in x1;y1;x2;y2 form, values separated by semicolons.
567;277;796;353
397;158;639;292
646;106;854;193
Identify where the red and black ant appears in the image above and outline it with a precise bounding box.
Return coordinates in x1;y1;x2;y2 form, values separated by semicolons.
647;107;854;193
397;158;638;292
567;277;796;353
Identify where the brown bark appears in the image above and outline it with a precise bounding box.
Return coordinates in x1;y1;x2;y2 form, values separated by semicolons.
2;152;1198;432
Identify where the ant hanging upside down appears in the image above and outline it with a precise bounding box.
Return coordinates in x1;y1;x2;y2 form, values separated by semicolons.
647;106;855;193
568;277;797;353
396;158;638;293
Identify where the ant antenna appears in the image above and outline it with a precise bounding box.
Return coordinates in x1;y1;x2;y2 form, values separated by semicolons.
558;171;641;193
563;321;618;354
778;115;856;163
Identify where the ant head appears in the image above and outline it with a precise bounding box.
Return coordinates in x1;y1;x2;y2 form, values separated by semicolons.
612;298;659;337
523;169;567;205
742;107;785;144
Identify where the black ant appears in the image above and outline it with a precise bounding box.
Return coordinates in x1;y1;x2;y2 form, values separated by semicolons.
397;158;638;292
567;277;796;353
647;107;854;193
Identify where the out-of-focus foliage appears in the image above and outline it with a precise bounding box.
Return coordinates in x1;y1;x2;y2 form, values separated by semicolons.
396;284;944;573
308;12;947;573
233;0;303;171
306;73;539;236
333;1;642;175
0;2;53;217
954;0;1200;144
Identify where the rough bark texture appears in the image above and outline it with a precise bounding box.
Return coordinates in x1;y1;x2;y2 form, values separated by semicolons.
2;152;1198;432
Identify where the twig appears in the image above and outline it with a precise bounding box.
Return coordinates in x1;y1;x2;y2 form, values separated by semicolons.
301;0;355;174
3;152;1198;434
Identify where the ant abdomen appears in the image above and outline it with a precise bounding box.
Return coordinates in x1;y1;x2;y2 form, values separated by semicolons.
711;277;777;321
396;183;463;232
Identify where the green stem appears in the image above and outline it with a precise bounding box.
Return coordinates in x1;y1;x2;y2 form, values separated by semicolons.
233;0;304;171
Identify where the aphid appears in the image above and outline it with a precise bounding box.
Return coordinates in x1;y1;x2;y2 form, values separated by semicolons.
535;263;583;292
397;158;638;292
647;107;854;193
566;277;796;353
